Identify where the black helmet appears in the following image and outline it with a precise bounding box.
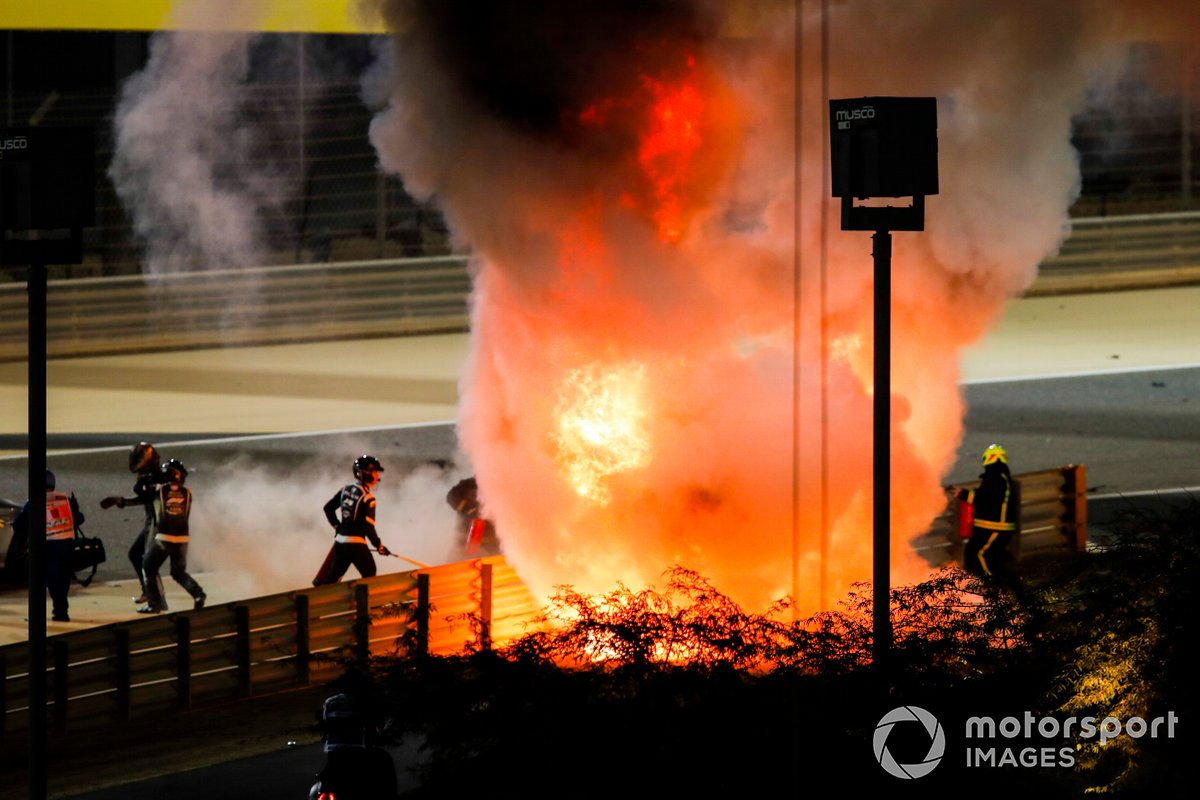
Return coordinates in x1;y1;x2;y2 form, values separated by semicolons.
352;455;384;483
46;469;56;490
161;459;188;485
130;442;160;474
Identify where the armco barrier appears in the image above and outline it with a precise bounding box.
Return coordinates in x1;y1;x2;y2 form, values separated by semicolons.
0;256;472;362
2;212;1199;362
0;555;538;742
914;464;1088;569
1027;211;1200;295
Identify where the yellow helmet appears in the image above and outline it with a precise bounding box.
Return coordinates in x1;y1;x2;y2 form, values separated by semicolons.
981;443;1007;466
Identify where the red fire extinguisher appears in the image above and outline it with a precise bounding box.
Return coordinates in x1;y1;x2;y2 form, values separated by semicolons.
957;497;975;539
465;517;486;554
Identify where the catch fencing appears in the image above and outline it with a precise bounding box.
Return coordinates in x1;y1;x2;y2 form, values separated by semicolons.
2;213;1200;362
1030;211;1200;295
0;555;538;742
915;464;1088;569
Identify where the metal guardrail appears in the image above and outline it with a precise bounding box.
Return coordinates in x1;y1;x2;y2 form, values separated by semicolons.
0;255;472;362
915;465;1088;569
1;212;1199;361
0;555;537;741
1028;211;1200;295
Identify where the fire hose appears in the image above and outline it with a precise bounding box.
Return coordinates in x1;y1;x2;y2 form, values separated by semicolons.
372;548;429;569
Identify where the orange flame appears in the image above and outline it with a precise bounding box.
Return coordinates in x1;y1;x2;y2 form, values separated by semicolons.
554;362;652;505
575;54;712;243
637;67;705;242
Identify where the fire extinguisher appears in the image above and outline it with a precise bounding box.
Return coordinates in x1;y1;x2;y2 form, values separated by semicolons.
465;517;486;554
957;496;975;539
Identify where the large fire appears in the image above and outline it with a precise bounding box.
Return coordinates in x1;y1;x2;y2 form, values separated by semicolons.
365;0;1195;615
636;59;705;243
554;362;652;505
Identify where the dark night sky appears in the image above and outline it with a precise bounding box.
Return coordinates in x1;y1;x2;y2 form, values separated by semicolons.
1;30;149;93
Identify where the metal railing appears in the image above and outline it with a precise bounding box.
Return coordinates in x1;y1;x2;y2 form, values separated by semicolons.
0;255;472;361
915;465;1088;568
1028;211;1200;295
0;555;538;741
2;212;1200;362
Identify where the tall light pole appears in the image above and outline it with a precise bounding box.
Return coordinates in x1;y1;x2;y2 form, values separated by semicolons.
829;97;938;671
1;125;94;800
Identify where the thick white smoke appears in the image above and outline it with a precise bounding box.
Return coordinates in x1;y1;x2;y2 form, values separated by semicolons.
109;1;311;275
188;450;467;599
358;0;1195;613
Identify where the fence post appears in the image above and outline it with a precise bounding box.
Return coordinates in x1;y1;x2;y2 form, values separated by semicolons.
416;573;430;656
479;563;493;651
175;616;191;711
235;605;251;698
1069;464;1088;551
52;641;67;736
355;584;370;661
376;171;387;258
0;650;6;737
115;629;131;722
295;594;310;685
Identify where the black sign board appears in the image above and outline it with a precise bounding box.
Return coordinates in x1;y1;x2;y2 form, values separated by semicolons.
829;97;938;199
0;127;95;264
0;126;96;231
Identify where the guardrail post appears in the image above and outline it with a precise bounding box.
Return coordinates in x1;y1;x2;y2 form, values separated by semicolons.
175;616;192;711
1068;464;1088;551
0;651;6;737
235;605;251;698
479;563;493;651
52;641;67;736
295;594;310;685
355;584;370;661
115;629;131;722
416;573;430;656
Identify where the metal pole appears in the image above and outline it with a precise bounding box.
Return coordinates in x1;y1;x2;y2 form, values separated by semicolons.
6;31;13;127
376;171;387;259
297;33;308;262
818;0;831;612
871;230;892;670
790;0;804;621
27;260;47;800
1183;48;1193;209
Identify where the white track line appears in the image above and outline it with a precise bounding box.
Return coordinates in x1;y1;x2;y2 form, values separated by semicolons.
1089;486;1200;502
962;361;1200;385
7;363;1200;460
0;419;456;461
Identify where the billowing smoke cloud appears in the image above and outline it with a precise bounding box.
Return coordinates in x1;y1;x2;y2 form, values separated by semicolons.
188;449;467;599
110;1;311;275
361;0;1190;613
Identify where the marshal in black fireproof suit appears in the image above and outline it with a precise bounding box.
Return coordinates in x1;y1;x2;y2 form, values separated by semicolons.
315;455;391;585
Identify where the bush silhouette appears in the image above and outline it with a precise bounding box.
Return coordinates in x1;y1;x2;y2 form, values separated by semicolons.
351;504;1198;798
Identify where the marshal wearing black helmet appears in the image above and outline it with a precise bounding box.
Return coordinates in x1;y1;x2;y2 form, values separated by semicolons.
352;454;384;484
139;458;206;614
101;441;166;605
314;455;392;585
161;458;188;485
129;442;160;474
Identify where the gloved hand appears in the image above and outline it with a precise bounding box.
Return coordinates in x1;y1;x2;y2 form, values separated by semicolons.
378;545;391;557
100;496;125;509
